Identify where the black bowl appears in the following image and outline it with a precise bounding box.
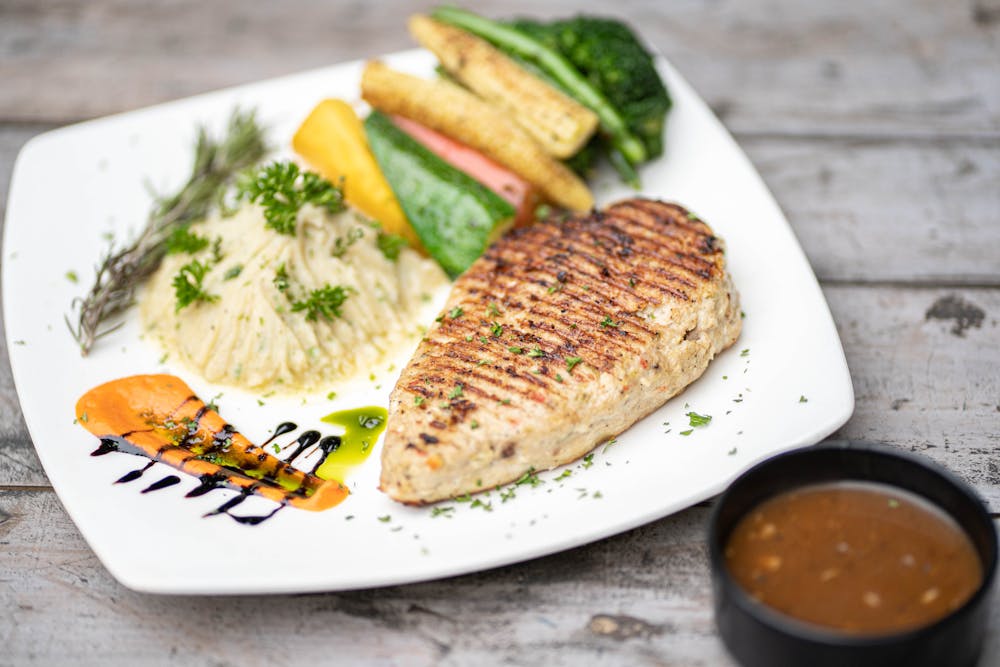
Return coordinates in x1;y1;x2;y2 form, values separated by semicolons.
708;441;998;667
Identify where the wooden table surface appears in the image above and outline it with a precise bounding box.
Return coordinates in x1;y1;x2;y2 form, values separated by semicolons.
1;1;998;664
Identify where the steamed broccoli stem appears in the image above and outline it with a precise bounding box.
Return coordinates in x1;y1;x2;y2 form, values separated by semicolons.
432;6;648;166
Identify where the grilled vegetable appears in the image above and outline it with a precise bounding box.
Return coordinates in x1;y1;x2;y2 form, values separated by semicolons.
431;6;647;166
391;115;538;226
292;99;422;250
361;61;593;211
363;111;515;278
509;17;672;160
409;15;598;159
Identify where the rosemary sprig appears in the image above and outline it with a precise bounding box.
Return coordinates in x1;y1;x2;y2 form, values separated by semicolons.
67;109;268;355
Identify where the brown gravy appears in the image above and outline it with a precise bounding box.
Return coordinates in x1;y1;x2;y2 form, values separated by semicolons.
725;481;983;635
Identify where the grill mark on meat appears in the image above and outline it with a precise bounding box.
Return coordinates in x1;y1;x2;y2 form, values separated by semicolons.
541;237;696;301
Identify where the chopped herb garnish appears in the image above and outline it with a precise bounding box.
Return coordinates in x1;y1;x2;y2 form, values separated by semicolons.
430;506;455;518
165;226;210;255
455;494;472;503
686;411;713;427
291;284;351;321
376;231;408;260
740;348;750;357
599;315;620;328
728;447;737;456
508;346;524;354
272;443;281;454
470;498;493;511
377;515;391;523
565;356;583;373
479;336;489;344
449;306;464;319
65;270;79;283
490;322;503;337
514;468;543;487
527;347;544;358
326;391;337;400
799;395;808;403
470;420;479;430
679;429;694;436
555;374;564;383
237;161;345;236
172;259;218;311
477;359;490;366
449;384;464;399
555;469;572;480
273;263;290;293
465;335;474;342
332;227;364;257
487;302;501;316
582;453;594;469
223;264;243;281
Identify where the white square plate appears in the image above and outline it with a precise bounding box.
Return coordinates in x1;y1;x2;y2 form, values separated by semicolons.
3;49;853;594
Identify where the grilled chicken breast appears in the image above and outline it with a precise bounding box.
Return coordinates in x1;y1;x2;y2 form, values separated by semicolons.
381;198;741;504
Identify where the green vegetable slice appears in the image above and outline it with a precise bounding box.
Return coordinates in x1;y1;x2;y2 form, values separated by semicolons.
363;111;514;278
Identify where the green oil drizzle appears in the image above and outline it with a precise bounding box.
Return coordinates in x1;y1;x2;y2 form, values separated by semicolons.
315;406;388;482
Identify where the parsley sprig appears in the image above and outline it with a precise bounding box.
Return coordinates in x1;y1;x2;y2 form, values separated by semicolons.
291;284;351;322
165;227;210;255
172;260;218;311
376;231;408;261
237;161;345;235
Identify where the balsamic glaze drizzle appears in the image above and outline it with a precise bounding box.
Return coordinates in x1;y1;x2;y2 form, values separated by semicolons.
141;475;181;493
284;430;321;464
94;419;343;526
261;422;297;448
311;436;343;475
115;460;155;484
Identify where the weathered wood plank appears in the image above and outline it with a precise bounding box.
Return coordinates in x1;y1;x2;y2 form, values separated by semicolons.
827;285;1000;510
0;490;730;666
0;0;997;136
0;127;48;488
745;136;1000;285
2;490;998;665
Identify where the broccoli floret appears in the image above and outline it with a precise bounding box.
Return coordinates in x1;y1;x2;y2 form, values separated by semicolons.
509;17;671;160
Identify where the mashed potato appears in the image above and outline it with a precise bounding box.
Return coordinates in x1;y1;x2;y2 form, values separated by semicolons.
141;203;448;392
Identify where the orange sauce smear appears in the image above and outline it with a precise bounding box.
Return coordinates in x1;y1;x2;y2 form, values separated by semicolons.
76;374;347;511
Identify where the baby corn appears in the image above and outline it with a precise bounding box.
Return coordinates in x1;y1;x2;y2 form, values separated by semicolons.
409;15;599;159
361;61;593;211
